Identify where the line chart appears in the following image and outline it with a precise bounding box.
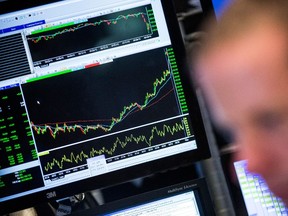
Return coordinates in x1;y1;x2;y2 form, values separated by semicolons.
41;119;186;173
31;69;171;139
26;4;159;67
29;12;151;44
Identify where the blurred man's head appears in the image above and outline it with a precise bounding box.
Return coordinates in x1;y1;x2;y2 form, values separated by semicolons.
195;0;288;204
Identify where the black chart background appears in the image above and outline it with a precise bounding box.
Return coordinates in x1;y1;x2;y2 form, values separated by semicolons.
26;4;158;63
40;117;189;175
0;86;36;170
22;47;182;153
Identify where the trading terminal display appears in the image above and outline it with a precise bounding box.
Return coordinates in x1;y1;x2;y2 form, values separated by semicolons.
0;0;211;214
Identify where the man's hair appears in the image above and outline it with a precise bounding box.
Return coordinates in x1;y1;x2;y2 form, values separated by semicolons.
198;0;288;55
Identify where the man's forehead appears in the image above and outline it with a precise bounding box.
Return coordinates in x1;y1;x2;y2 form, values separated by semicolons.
202;22;288;78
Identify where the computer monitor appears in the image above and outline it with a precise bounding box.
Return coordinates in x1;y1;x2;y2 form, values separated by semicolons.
0;0;211;214
234;160;288;215
71;178;215;216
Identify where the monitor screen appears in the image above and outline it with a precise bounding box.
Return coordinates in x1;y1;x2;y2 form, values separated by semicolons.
0;0;211;214
211;0;232;18
234;160;288;215
71;178;215;216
